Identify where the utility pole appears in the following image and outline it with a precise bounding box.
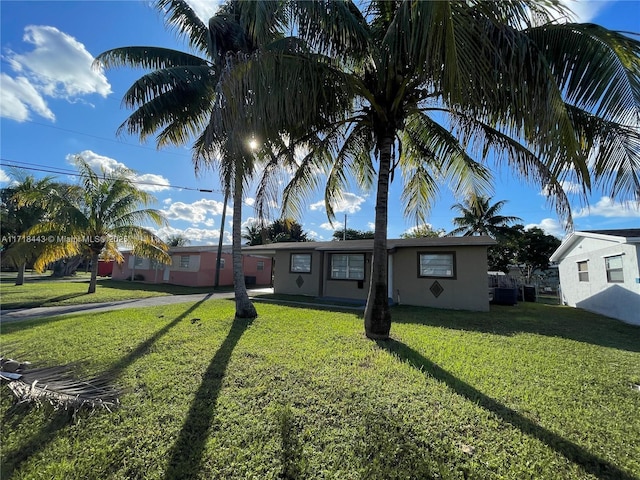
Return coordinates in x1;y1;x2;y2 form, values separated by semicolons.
343;214;347;241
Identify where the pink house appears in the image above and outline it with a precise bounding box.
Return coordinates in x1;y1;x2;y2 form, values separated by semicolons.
112;245;272;287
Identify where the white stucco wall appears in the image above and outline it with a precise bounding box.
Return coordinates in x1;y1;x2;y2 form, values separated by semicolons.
557;237;640;325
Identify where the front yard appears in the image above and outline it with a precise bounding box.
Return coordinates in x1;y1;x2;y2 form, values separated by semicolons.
1;300;639;479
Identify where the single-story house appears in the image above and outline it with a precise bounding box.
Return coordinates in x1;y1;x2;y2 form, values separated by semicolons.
550;229;640;325
242;236;496;311
112;245;272;288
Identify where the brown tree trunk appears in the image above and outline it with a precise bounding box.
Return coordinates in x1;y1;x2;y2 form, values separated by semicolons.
232;162;257;318
15;262;26;286
88;251;100;294
364;132;393;339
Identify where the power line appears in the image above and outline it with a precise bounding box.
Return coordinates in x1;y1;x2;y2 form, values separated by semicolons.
0;158;259;209
0;158;221;194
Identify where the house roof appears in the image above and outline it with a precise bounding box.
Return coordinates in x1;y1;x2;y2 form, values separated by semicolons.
122;245;233;255
242;236;496;255
550;229;640;262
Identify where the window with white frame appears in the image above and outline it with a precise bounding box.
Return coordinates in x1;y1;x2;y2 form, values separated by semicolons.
134;256;143;267
577;261;589;282
418;252;455;278
179;255;190;268
330;254;365;280
219;258;225;269
605;255;624;283
290;253;311;273
257;260;264;271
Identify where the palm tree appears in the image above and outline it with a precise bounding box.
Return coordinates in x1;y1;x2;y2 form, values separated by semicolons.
223;1;640;339
21;155;170;294
449;196;521;238
166;234;190;247
1;172;57;285
94;0;290;318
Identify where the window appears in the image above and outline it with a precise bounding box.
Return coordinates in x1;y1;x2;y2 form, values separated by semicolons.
179;255;190;268
605;255;624;283
418;252;455;278
150;259;158;270
134;256;143;267
219;258;225;269
257;261;264;271
330;254;365;280
290;253;311;273
577;261;589;282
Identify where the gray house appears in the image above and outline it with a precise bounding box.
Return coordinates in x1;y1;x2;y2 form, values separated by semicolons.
550;229;640;325
243;236;496;311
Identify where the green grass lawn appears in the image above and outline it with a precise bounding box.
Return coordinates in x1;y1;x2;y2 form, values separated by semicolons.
0;278;226;309
1;300;639;479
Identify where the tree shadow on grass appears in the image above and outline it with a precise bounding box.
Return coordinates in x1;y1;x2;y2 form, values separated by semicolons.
164;315;252;480
1;297;210;478
391;304;640;353
2;292;89;310
376;339;637;480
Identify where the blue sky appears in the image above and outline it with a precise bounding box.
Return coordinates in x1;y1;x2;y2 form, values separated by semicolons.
1;0;639;245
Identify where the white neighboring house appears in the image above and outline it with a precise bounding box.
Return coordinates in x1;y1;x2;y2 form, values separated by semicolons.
550;229;640;326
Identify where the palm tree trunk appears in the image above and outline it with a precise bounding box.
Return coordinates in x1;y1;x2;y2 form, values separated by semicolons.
232;163;257;318
88;251;100;294
364;132;393;339
15;262;26;286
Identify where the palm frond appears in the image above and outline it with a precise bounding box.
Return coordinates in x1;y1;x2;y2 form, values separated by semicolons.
154;0;210;53
1;354;119;412
94;46;208;71
526;23;640;124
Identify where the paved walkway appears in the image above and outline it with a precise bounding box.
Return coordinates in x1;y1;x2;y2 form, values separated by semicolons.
0;288;274;324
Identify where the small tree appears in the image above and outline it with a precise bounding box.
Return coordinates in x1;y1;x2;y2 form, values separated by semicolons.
1;173;59;285
489;225;561;283
518;227;561;284
244;219;309;245
166;234;190;247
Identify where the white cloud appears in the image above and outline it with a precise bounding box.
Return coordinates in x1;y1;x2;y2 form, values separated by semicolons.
310;192;366;214
67;150;171;192
184;0;221;22
524;218;565;238
134;173;172;192
0;73;55;121
162;198;228;224
0;168;10;184
558;0;610;22
2;25;111;122
320;222;335;231
367;222;375;230
163;198;172;205
574;196;640;218
244;197;255;207
150;225;230;245
306;230;321;241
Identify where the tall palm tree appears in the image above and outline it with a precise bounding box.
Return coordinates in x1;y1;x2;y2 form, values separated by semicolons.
449;196;521;238
95;0;290;318
21;156;170;294
222;1;640;339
